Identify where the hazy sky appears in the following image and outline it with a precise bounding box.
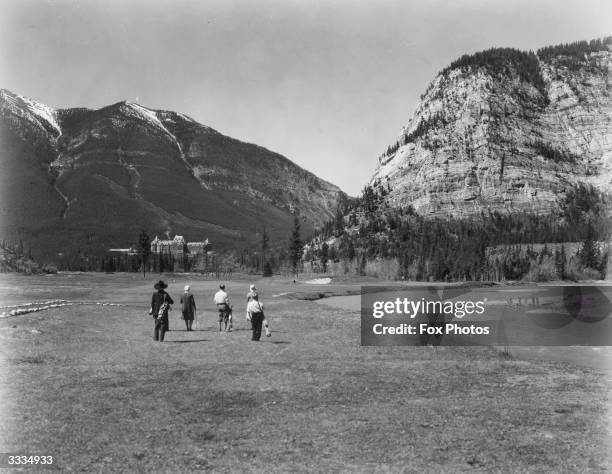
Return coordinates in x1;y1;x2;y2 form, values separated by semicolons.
1;0;610;195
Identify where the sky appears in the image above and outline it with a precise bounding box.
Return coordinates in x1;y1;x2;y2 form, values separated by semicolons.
1;0;611;196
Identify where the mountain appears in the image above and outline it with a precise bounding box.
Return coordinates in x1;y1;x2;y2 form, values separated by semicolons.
304;38;612;282
0;90;346;262
370;38;612;217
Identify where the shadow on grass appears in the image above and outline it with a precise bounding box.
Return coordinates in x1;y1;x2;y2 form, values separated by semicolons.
11;355;46;364
193;327;291;335
497;347;514;360
194;328;250;332
165;339;208;343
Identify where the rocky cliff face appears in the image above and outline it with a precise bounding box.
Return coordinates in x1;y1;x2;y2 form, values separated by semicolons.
370;41;612;217
0;90;345;260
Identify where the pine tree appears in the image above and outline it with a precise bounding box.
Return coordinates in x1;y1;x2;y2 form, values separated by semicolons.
334;206;345;236
289;217;303;276
263;261;273;277
555;245;566;280
329;246;337;263
138;230;151;278
579;227;599;270
347;240;356;261
359;253;367;276
262;226;269;276
598;250;609;279
320;242;329;273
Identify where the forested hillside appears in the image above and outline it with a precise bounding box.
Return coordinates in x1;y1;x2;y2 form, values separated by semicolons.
304;182;610;281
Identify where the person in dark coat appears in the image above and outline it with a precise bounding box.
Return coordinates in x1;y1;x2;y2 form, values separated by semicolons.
180;285;196;331
149;280;174;342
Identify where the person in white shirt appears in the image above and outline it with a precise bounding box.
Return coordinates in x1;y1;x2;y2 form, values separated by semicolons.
213;284;232;332
246;284;270;337
246;294;265;341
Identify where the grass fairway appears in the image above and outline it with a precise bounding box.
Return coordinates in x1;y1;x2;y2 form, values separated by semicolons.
0;273;611;472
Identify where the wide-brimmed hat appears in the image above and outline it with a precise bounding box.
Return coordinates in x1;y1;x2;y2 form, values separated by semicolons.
250;284;256;291
184;285;190;292
154;280;168;290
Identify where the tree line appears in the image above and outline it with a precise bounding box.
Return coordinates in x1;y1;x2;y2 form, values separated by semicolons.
305;182;611;281
536;37;612;62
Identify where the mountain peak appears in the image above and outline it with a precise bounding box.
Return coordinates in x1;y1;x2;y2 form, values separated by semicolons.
1;88;61;136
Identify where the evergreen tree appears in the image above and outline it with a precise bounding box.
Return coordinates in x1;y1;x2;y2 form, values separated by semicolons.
598;250;609;279
329;246;337;263
359;253;367;276
289;217;303;276
263;261;273;277
555;245;566;280
320;242;329;273
262;226;269;276
579;227;600;270
347;240;356;261
334;206;345;236
138;230;151;278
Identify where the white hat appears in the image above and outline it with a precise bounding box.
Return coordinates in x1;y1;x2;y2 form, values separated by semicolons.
250;284;256;290
184;285;190;292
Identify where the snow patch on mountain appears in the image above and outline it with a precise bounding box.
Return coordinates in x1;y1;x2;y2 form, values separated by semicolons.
0;89;61;136
125;102;174;138
19;96;61;135
125;103;195;170
177;112;195;122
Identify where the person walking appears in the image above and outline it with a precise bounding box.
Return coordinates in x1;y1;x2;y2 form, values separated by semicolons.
247;294;265;341
246;284;270;337
149;280;174;342
180;285;196;331
214;284;232;332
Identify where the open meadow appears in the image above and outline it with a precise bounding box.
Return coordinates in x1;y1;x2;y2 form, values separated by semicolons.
0;273;611;472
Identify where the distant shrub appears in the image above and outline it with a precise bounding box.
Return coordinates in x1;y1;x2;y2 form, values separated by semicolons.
364;258;400;280
263;261;273;277
523;255;559;282
565;257;604;281
42;264;58;274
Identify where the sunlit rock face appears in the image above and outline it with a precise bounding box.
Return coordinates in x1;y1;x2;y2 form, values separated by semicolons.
371;45;612;217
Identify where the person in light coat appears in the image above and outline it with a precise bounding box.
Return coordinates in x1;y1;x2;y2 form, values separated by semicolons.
180;285;196;331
